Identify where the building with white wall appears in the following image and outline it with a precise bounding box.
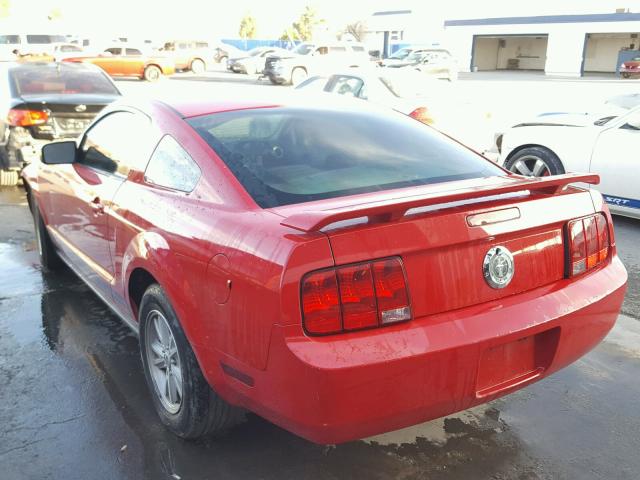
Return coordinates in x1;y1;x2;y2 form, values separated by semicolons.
444;13;640;76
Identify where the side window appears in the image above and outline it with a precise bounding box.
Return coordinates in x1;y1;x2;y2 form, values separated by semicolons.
315;47;328;55
79;111;153;176
329;46;347;54
126;48;142;56
330;76;364;97
104;47;121;56
144;135;201;192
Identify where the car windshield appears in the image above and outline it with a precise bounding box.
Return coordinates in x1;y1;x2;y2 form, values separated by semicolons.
26;35;66;44
11;65;119;96
188;106;503;208
293;43;314;55
407;50;446;62
0;35;19;44
389;48;411;60
605;93;640;110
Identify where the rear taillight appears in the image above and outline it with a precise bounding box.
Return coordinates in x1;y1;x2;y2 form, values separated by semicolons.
301;257;412;335
7;108;49;127
409;107;434;125
567;213;610;277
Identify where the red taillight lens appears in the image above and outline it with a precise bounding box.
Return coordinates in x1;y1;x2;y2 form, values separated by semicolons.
409;107;434;125
302;257;411;335
301;270;341;335
7;108;49;127
567;213;610;277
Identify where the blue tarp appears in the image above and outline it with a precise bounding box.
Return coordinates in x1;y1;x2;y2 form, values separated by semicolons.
220;39;300;51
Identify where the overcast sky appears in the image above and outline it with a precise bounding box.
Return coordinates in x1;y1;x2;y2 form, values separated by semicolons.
4;0;638;39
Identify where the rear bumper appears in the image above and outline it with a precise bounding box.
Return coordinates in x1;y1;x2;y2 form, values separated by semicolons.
213;255;626;444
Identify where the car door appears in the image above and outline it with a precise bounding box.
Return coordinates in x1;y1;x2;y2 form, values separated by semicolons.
91;47;124;75
48;110;153;299
589;108;640;213
124;48;145;76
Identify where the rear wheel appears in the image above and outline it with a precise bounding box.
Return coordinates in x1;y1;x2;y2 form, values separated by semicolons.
190;58;205;74
290;67;308;85
504;146;565;177
139;284;242;439
622;72;631;79
143;65;162;82
32;195;63;270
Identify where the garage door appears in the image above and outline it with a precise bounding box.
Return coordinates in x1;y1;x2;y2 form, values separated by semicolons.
472;35;548;71
584;32;640;73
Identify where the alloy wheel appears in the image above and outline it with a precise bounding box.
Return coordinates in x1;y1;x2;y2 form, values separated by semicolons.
509;155;551;177
145;309;183;414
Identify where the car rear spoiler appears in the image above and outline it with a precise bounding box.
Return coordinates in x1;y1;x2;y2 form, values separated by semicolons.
280;173;600;232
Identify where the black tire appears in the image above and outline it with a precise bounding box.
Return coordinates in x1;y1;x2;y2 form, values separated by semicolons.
139;284;242;439
143;65;162;82
290;67;307;85
190;58;205;74
622;72;630;79
504;146;565;177
219;55;228;64
32;194;63;270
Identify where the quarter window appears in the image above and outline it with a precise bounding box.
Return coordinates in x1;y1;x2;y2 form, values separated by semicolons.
331;76;364;97
144;135;201;192
79;111;153;176
126;48;142;56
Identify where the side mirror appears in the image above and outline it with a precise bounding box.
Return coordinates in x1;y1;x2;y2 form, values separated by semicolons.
42;141;77;165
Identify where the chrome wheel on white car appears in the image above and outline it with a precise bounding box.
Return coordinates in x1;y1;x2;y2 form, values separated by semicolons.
504;146;565;177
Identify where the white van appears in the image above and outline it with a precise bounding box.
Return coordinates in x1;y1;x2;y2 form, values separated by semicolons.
0;34;67;60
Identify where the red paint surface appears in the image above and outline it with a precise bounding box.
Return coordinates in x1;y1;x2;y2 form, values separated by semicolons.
23;98;628;445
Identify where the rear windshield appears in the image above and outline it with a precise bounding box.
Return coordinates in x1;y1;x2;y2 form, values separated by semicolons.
188;107;504;208
11;66;119;96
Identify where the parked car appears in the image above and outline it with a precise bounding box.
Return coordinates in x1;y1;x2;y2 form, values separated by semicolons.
0;62;120;175
161;40;213;73
379;45;430;66
384;48;458;81
22;95;626;444
620;56;640;78
497;94;640;219
294;69;489;150
51;43;84;61
0;33;66;60
63;46;175;81
213;43;244;64
227;46;289;74
263;41;370;85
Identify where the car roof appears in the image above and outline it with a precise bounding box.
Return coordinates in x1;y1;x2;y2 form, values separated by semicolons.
4;61;105;74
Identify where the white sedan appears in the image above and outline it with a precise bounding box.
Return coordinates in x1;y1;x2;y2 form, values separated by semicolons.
498;94;640;219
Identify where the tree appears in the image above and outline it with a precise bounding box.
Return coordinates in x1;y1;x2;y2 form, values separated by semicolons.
281;6;324;42
343;21;367;42
0;0;10;18
239;14;257;40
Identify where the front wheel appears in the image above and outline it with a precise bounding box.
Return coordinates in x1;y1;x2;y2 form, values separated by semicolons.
143;65;162;82
622;72;631;79
504;146;565;177
139;284;242;439
32;195;63;270
190;58;205;74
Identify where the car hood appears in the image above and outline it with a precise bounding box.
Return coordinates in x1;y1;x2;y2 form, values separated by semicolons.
513;107;626;128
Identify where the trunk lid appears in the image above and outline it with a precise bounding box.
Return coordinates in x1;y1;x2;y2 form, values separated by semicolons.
16;93;117;139
276;174;599;317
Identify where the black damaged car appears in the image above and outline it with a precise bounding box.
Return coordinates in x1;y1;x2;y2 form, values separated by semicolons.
0;61;120;179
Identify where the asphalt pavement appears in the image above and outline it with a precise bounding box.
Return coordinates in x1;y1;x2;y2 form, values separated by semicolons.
1;181;639;480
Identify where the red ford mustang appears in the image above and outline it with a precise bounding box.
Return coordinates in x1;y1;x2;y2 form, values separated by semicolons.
22;96;627;444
